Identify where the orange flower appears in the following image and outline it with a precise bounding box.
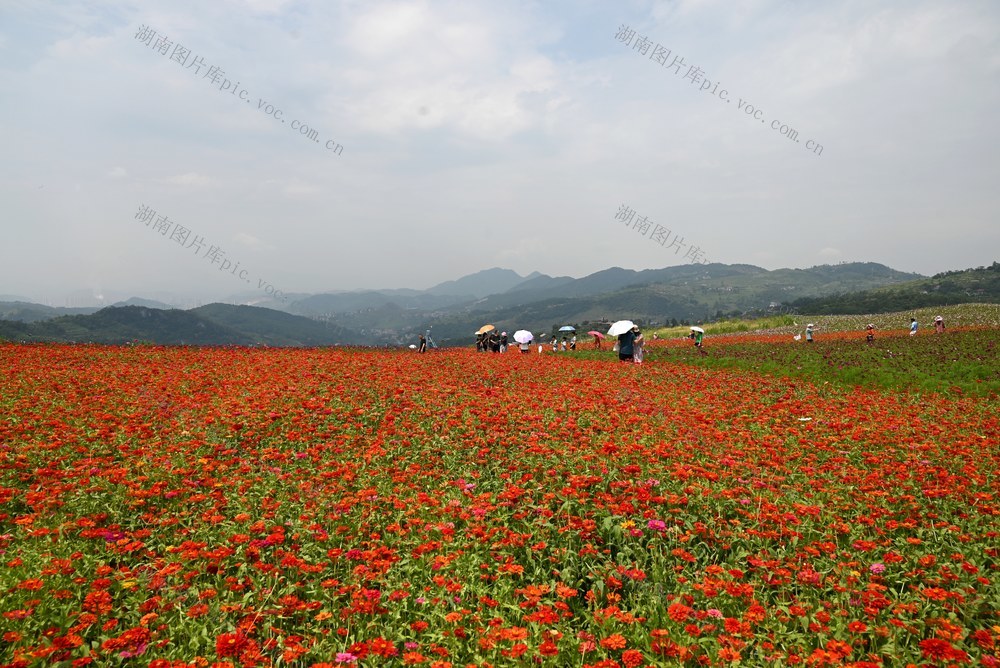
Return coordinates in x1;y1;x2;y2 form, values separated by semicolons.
622;648;645;667
83;590;113;616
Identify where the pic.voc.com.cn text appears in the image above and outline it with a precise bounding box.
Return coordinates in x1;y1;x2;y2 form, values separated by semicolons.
134;25;344;156
615;24;824;157
134;204;288;303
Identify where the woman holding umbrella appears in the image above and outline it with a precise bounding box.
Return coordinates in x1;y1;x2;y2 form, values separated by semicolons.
513;330;533;354
588;330;605;349
608;320;637;363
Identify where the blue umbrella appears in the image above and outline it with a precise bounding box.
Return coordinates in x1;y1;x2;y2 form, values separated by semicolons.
558;325;576;332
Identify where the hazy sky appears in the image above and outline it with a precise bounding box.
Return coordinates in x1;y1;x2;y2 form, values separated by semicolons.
2;0;998;306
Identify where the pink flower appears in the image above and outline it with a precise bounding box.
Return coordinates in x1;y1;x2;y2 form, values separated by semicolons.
870;563;885;574
335;652;358;663
647;519;666;531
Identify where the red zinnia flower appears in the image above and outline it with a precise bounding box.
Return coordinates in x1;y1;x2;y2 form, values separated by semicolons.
919;638;955;661
216;631;249;658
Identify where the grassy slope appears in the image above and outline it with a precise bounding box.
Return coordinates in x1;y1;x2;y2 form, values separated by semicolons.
570;304;1000;398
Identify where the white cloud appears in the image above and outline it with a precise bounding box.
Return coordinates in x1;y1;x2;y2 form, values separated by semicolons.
282;182;322;196
234;233;271;250
164;173;215;187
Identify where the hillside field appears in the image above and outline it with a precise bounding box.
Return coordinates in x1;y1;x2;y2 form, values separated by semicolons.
0;328;998;666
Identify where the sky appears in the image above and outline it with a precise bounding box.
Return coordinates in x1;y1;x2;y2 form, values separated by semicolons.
2;0;998;306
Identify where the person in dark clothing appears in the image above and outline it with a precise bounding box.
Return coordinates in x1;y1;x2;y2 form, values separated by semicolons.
500;332;509;353
418;334;427;353
617;328;636;362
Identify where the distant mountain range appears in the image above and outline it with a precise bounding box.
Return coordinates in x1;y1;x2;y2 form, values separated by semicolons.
4;261;993;347
0;303;365;346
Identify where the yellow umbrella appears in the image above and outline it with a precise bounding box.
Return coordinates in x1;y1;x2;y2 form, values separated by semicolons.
476;324;496;335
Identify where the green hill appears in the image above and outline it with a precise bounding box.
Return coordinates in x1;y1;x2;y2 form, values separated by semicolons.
191;304;365;346
0;304;365;346
788;262;1000;314
0;301;100;323
0;306;245;345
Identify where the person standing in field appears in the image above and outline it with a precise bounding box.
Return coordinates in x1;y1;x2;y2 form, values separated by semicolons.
500;332;508;353
569;335;577;351
805;324;815;343
909;318;918;336
632;326;645;364
866;324;875;345
418;333;427;353
617;328;636;363
690;329;707;355
934;316;945;334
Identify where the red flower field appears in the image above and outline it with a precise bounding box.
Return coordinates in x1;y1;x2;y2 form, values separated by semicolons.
1;342;998;666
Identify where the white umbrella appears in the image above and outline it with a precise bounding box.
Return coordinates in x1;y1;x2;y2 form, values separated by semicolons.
558;325;576;332
409;344;417;349
690;326;705;333
513;330;533;344
608;320;635;336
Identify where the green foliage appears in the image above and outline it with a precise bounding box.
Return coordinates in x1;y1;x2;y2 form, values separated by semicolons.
789;263;1000;314
675;330;1000;398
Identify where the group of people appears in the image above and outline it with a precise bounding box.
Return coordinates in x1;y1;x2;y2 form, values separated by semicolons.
803;316;947;345
476;330;509;352
909;316;946;336
463;324;700;363
458;313;951;359
549;335;577;352
473;330;584;354
614;325;646;364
